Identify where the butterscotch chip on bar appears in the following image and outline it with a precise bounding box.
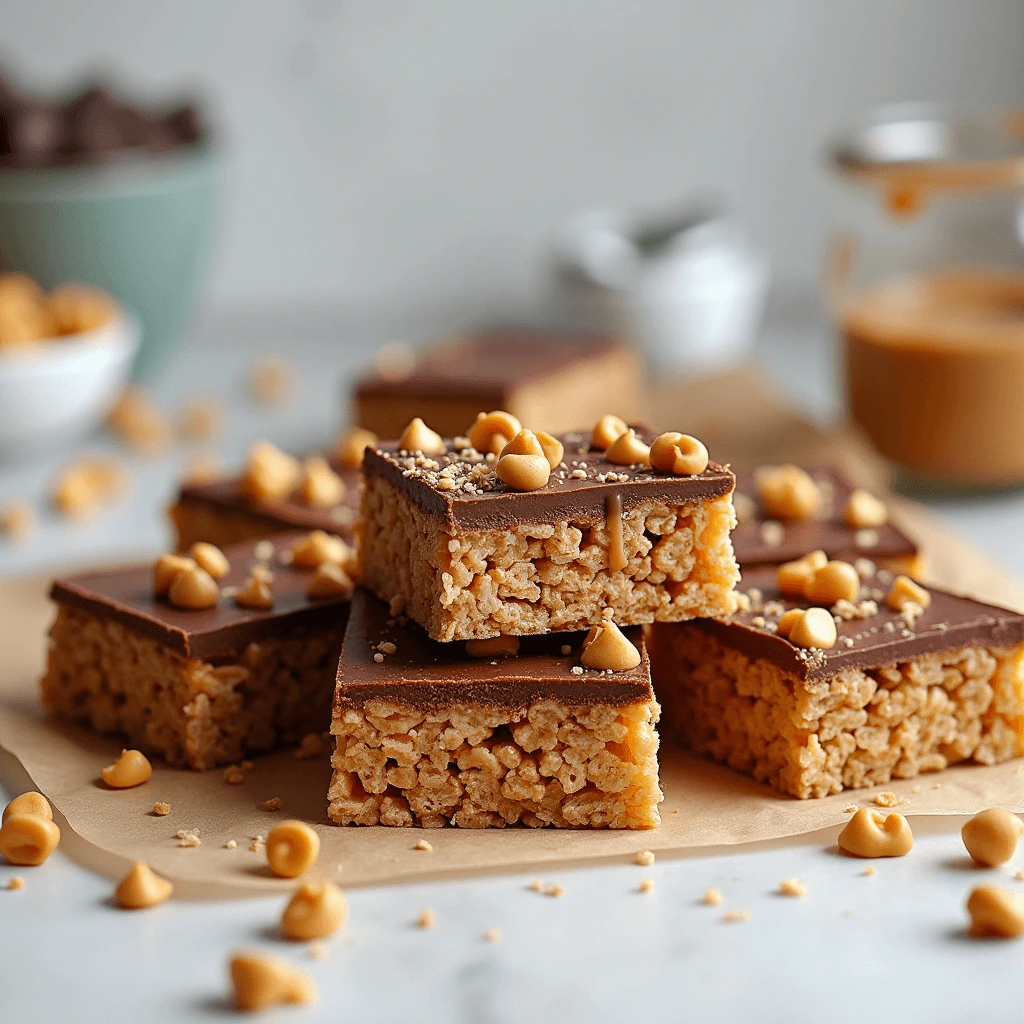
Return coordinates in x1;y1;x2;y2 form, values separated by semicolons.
651;565;1024;798
1;499;35;542
43;534;350;770
361;427;738;642
353;331;644;439
327;589;663;829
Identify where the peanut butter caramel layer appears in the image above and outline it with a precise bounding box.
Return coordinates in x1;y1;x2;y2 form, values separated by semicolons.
731;466;918;569
50;535;349;660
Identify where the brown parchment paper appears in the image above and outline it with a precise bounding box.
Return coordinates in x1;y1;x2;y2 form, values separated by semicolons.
3;370;1024;895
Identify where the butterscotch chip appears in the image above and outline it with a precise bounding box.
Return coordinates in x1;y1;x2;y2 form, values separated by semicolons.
499;429;545;459
591;414;628;451
102;749;153;789
638;879;655;893
535;431;564;469
775;608;804;639
281;881;348;941
465;636;520;659
239;441;301;503
51;458;127;519
581;618;642;671
236;574;274;610
335;427;378;469
0;272;52;344
266;820;320;878
962;809;1024;867
0;500;35;542
482;927;501;942
152;802;172;817
701;888;723;906
6;876;24;890
181;454;223;485
307;563;353;600
967;885;1024;939
167;565;219;610
3;792;51;824
606;429;651;467
106;385;171;454
0;813;60;866
468;411;522;455
417;907;437;929
788;607;838;650
399;417;445;456
528;878;544;892
778;878;807;897
776;550;828;599
290;529;351;569
887;575;931;613
722;910;750;923
844;488;888;529
758;465;820;521
838;808;913;858
188;542;230;580
229;951;317;1011
649;432;709;476
496;452;550;491
153;554;196;596
179;395;224;442
296;457;346;508
115;861;173;909
544;884;565;898
805;560;860;605
48;282;117;335
635;850;655;866
248;357;297;407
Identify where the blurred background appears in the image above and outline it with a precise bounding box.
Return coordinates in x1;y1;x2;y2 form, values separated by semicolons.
2;0;1024;572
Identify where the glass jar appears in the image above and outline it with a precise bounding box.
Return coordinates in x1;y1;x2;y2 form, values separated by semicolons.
828;105;1024;488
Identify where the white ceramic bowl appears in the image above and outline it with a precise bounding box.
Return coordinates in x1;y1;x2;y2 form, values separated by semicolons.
0;312;139;459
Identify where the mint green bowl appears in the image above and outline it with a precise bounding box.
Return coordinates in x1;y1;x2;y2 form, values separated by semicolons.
0;145;219;378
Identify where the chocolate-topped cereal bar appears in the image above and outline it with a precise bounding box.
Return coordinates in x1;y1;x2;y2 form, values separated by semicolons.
170;439;363;551
731;464;921;575
651;560;1024;798
43;532;354;770
354;331;644;439
360;417;739;642
328;588;662;828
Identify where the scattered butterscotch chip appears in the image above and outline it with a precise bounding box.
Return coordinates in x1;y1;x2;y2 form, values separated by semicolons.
776;550;828;599
722;910;751;923
649;432;709;476
188;541;230;580
101;749;152;789
778;878;807;897
153;554;195;596
417;907;437;929
482;927;501;943
175;828;201;848
639;878;655;893
266;820;319;878
701;888;723;906
296;457;346;508
281;881;348;941
873;792;899;808
307;941;328;960
788;607;838;650
413;839;433;852
106;385;172;454
887;575;931;613
0;814;60;866
528;878;544;892
862;866;876;876
239;440;301;503
496;452;550;491
962;809;1024;867
247;356;297;408
469;410;522;455
967;885;1024;939
606;428;651;467
223;765;245;785
307;562;353;600
838;808;913;858
236;573;274;610
6;876;24;890
635;850;655;866
0;500;35;542
293;733;324;760
114;861;173;909
590;414;628;451
3;792;52;823
167;565;219;610
152;802;171;817
335;426;378;469
51;457;127;519
1015;870;1024;881
290;529;351;569
844;488;888;529
179;395;224;442
580;618;642;671
805;560;860;605
398;417;445;456
261;797;283;812
49;282;117;335
225;839;238;850
757;464;820;521
229;951;317;1012
181;454;224;485
535;431;564;469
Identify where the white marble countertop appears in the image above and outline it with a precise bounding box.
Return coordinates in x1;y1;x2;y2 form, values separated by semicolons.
4;315;1024;1022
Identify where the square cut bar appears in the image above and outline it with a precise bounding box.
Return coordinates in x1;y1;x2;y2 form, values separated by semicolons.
328;588;662;829
43;535;350;770
650;565;1024;798
361;427;739;642
732;465;921;574
170;458;361;552
354;331;644;438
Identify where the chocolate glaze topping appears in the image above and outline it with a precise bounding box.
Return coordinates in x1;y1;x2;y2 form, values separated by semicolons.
731;466;918;567
50;534;350;660
176;459;361;540
334;588;653;714
687;565;1024;682
355;332;630;401
363;427;734;531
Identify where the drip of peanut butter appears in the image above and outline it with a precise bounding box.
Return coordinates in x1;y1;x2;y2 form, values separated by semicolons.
606;493;627;571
